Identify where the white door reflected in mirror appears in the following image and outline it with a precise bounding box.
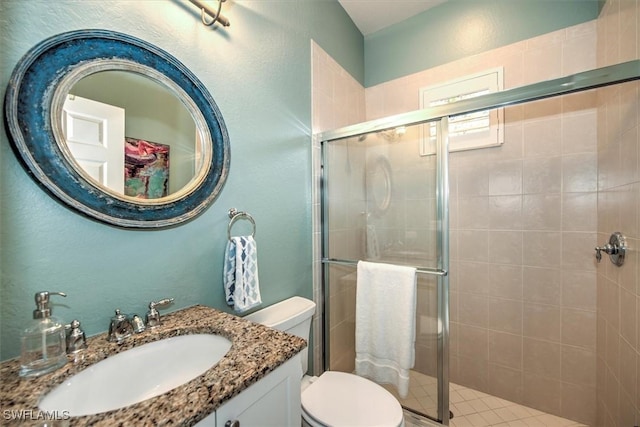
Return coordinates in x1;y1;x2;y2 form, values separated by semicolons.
64;70;200;200
62;95;125;193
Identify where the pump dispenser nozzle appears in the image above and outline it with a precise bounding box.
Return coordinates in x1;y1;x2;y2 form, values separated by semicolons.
33;291;67;319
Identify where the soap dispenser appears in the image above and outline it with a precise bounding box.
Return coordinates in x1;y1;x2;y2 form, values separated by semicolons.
19;291;68;378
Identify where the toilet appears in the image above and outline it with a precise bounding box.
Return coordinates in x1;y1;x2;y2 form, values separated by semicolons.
244;296;404;427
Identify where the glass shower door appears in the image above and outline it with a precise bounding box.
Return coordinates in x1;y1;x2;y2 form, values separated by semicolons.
321;118;450;424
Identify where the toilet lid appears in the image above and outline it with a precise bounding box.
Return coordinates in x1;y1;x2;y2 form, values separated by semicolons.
301;371;403;427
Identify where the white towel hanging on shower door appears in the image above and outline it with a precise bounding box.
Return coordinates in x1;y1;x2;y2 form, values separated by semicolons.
355;260;417;398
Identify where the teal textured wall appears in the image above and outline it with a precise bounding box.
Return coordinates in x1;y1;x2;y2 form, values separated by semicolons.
364;0;601;86
0;0;604;361
0;0;362;360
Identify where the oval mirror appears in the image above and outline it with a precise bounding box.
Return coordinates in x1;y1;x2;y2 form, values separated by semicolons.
366;155;392;216
4;30;230;228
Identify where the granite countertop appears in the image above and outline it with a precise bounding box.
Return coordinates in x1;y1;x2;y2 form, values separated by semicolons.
0;305;306;426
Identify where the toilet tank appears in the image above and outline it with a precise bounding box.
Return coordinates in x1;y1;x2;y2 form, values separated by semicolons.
244;296;316;373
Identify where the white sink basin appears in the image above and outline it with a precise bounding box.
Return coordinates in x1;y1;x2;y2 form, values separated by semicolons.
39;334;232;417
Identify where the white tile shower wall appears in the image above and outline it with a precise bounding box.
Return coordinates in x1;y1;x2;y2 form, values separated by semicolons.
364;21;600;425
595;0;640;425
311;2;639;423
311;41;366;375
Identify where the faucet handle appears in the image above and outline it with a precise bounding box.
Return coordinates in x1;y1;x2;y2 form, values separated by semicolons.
145;298;174;329
595;232;626;266
149;298;174;310
66;319;87;354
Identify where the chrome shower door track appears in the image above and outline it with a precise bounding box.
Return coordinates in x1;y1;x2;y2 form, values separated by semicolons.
317;60;640;143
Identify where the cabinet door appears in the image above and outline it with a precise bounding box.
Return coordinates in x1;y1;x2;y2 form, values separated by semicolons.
216;355;302;427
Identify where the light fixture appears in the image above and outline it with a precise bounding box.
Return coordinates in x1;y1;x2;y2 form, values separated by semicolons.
188;0;230;27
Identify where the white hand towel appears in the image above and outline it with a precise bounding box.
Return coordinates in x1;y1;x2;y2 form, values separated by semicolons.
223;236;262;313
355;260;417;399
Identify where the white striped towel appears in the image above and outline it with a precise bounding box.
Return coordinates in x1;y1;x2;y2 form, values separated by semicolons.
224;236;262;313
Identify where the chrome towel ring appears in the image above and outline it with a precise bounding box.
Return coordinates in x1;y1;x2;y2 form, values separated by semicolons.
227;208;256;240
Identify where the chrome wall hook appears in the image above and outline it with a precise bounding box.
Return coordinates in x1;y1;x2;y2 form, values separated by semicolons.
595;232;626;266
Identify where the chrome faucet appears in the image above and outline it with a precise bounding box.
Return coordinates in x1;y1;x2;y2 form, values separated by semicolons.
145;298;174;329
108;309;134;343
131;314;146;333
106;298;174;342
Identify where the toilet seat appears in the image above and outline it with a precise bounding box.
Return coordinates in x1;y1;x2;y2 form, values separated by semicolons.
301;371;404;427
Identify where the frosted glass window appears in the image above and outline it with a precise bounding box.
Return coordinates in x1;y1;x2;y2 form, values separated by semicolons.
420;68;504;155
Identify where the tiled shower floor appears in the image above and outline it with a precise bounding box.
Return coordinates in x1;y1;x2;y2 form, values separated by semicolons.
383;371;588;427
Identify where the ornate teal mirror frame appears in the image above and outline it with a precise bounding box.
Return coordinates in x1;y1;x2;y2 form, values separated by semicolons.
4;30;230;228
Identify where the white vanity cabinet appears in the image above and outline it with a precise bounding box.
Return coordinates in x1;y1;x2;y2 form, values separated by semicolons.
196;354;302;427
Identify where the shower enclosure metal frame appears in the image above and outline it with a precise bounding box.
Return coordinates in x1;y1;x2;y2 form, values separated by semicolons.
317;60;640;425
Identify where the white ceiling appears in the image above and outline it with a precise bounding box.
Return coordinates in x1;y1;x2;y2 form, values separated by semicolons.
338;0;448;36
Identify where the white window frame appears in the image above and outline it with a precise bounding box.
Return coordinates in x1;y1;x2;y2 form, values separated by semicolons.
419;67;504;155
